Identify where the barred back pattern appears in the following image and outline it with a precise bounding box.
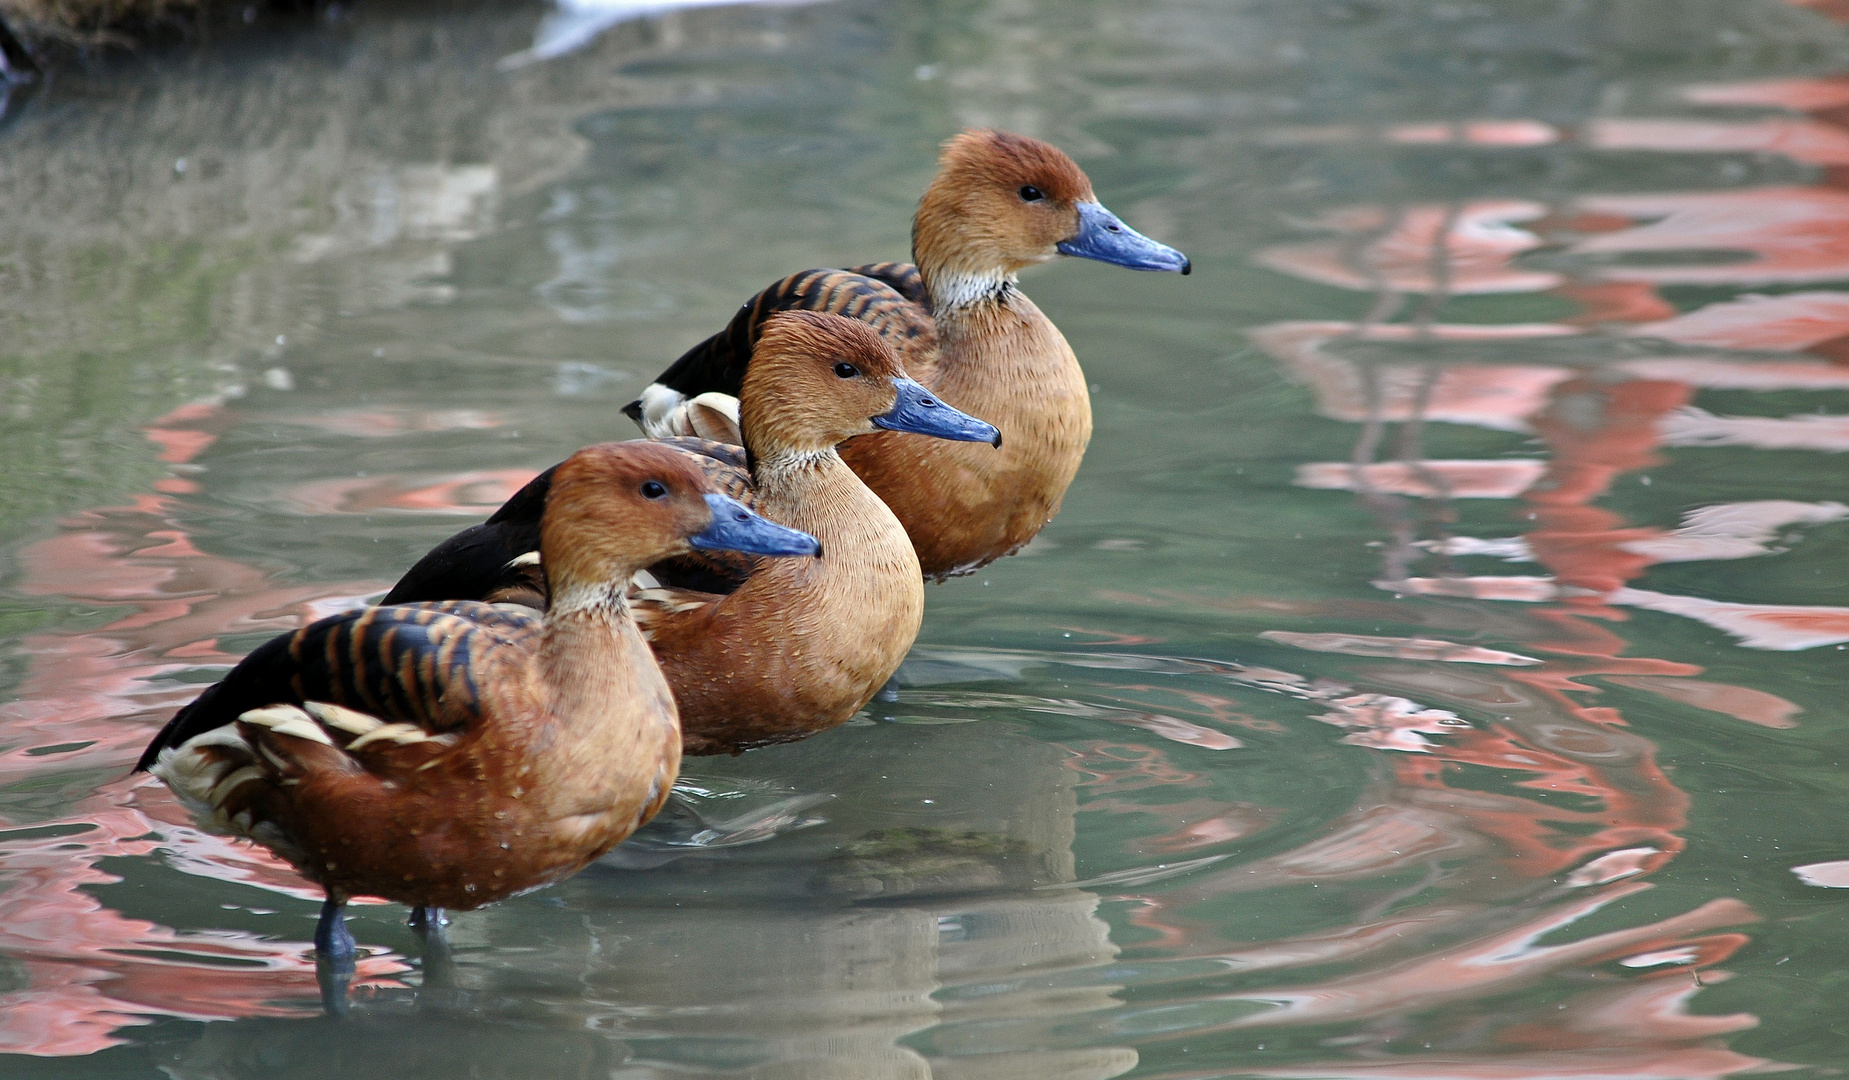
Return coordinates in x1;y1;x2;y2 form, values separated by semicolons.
644;264;935;402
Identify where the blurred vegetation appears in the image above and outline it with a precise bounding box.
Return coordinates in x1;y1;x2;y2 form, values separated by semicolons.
2;0;198;42
0;1;603;547
0;0;320;46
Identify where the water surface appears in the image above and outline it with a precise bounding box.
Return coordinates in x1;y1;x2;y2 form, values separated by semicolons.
3;0;1849;1075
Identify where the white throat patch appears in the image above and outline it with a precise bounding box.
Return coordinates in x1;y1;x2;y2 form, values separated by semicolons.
931;270;1014;312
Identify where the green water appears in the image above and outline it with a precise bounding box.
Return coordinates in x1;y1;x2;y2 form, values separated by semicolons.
3;0;1849;1074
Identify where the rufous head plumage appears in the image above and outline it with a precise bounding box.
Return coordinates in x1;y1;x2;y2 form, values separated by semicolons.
913;130;1097;284
738;312;917;457
911;129;1190;294
541;442;739;598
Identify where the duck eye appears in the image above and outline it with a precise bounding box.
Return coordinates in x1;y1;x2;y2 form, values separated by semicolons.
1019;185;1045;202
640;481;668;500
834;363;859;379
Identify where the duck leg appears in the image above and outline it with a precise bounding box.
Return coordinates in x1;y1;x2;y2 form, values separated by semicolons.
408;905;448;933
411;906;456;990
315;894;356;961
314;894;356;1016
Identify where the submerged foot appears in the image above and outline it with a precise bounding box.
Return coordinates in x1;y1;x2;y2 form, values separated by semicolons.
315;954;354;1017
408;905;449;935
313;896;356;1016
411;907;457;990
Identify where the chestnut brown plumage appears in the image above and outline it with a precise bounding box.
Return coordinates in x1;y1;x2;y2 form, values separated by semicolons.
139;441;818;995
629;129;1189;579
381;311;999;756
641;311;948;753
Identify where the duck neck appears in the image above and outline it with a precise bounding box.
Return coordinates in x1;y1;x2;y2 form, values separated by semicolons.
750;443;846;495
923;266;1016;316
539;584;672;740
739;426;839;478
915;241;1032;375
912;208;1016;316
747;443;875;538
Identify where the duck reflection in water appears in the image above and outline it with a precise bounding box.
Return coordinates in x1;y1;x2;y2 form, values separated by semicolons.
133;701;1146;1080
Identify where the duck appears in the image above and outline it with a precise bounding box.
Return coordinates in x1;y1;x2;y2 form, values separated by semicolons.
135;441;820;1004
625;128;1190;580
384;311;1000;755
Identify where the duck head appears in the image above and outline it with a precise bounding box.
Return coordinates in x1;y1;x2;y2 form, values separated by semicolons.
739;311;1001;460
542;442;820;604
913;129;1190;304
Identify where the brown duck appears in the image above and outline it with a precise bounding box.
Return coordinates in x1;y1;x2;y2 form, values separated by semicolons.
137;441;819;996
627;129;1189;579
383;311;1000;754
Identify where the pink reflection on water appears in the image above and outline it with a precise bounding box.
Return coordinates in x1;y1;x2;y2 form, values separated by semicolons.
1063;741;1213;795
1632;290;1849;352
0;782;407;1056
1254;202;1559;294
1607;588;1849;651
0;401;444;1053
1295;460;1550;500
1;403;381;777
1600;676;1799;729
1683;74;1849;111
1208;885;1755;1031
1254;321;1578;432
1571;188;1849;286
1257;120;1561;148
1235;1047;1777;1080
1588;116;1849;164
281;469;538;515
1208;42;1849;1072
1230;973;1777;1080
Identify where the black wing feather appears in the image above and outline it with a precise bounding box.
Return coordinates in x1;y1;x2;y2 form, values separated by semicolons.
379;466;557;606
381;440;755;610
624;264;933;416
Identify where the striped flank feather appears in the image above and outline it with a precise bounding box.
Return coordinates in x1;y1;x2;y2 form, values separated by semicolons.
138;600;540;770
